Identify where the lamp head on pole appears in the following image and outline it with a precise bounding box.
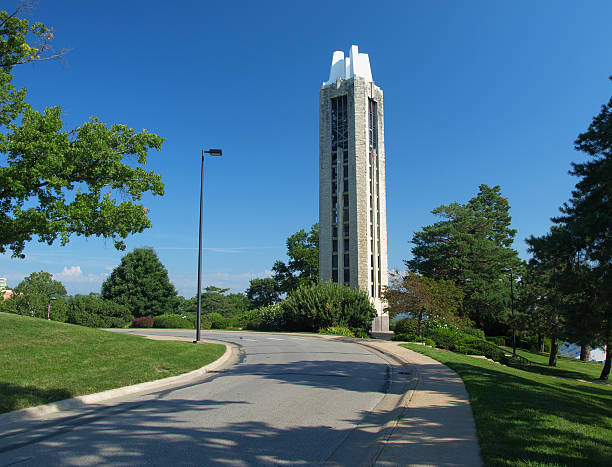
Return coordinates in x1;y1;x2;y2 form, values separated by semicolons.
203;149;222;157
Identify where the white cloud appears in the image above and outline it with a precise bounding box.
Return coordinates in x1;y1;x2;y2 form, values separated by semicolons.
53;266;107;284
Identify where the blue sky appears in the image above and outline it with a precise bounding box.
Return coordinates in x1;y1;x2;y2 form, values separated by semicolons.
1;0;611;296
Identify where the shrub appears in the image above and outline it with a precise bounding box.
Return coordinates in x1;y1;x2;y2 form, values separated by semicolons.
67;295;133;328
487;336;506;347
153;313;194;329
392;332;419;342
394;318;418;336
353;329;371;339
319;326;355;337
208;312;230;329
133;316;154;328
281;281;376;333
423;337;435;347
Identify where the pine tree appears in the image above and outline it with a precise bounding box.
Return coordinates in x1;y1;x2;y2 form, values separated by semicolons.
407;184;522;334
530;79;612;379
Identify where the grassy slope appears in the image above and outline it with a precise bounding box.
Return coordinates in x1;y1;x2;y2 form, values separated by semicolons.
0;312;225;413
401;343;612;467
505;347;605;381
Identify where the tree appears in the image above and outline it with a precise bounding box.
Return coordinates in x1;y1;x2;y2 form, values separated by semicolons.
246;278;280;308
101;248;177;317
1;270;67;321
272;223;319;294
527;80;612;379
406;185;522;334
0;7;165;258
384;271;463;337
179;286;250;317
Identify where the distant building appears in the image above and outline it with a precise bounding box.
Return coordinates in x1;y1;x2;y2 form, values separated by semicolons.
0;277;14;300
318;45;389;331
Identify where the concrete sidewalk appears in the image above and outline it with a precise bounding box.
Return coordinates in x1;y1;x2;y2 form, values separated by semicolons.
361;340;482;467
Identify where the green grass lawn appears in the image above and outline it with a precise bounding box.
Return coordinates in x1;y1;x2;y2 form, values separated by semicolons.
0;312;226;413
503;347;605;381
401;343;612;467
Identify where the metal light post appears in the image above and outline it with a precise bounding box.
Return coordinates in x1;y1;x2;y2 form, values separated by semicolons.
194;148;222;343
47;296;56;320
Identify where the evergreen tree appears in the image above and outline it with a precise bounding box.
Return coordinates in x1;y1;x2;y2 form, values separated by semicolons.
528;79;612;379
102;248;177;317
406;184;522;334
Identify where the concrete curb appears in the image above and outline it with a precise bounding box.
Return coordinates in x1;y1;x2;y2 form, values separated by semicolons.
0;340;234;425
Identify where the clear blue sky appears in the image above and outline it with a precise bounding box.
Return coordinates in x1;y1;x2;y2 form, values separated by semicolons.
1;0;611;296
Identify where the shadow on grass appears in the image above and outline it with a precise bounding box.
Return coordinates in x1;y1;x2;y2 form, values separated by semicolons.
0;383;73;414
507;360;603;381
439;360;612;467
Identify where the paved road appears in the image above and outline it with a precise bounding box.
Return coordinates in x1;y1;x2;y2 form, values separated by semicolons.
0;330;412;466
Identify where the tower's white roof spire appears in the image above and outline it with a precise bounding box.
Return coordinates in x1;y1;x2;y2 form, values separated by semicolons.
325;45;373;85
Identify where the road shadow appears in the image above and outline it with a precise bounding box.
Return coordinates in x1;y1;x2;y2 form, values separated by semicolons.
0;395;481;466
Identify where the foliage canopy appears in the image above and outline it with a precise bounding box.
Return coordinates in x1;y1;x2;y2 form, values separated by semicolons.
0;8;165;257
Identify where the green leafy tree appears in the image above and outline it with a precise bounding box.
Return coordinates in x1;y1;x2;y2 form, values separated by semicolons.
246;278;280;308
1;270;67;321
0;7;165;258
527;80;612;379
384;271;463;337
272;223;319;294
101;248;177;317
179;286;249;318
406;185;522;334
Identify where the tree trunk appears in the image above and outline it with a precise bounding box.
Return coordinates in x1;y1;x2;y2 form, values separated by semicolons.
538;333;545;353
599;339;611;381
548;336;558;367
580;345;591;362
417;311;423;338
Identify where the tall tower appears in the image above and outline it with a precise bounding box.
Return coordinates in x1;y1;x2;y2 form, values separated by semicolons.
319;45;389;330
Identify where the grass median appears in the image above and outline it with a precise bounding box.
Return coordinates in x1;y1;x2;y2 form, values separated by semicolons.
401;343;612;467
0;312;226;414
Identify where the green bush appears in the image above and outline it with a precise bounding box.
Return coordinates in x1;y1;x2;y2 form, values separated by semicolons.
487;336;506;347
394;318;418;336
353;329;371;339
182;312;212;329
319;326;355;337
208;312;230;329
66;295;133;328
153;314;194;329
392;332;419;342
423;337;435;347
281;281;376;333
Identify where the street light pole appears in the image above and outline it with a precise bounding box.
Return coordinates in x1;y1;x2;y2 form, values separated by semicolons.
195;148;222;343
47;296;56;320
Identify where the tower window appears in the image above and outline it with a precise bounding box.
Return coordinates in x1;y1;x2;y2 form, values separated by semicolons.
333;240;337;252
344;255;350;267
343;223;349;237
332;255;338;268
332;269;338;283
332;226;337;238
344;239;349;251
343;179;348;192
344;269;350;283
